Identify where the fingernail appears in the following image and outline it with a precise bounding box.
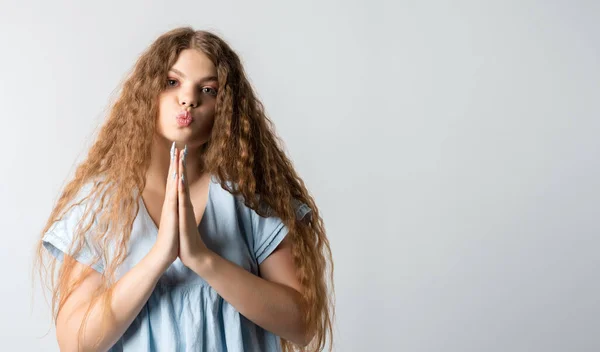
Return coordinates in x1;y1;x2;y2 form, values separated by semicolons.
181;173;185;185
173;171;177;180
182;145;187;166
170;141;175;161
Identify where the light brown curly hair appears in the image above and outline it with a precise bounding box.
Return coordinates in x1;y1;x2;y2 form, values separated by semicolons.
33;27;335;352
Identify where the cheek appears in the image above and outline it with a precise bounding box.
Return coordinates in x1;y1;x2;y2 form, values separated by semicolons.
157;97;175;122
197;113;215;131
156;97;166;119
199;103;217;122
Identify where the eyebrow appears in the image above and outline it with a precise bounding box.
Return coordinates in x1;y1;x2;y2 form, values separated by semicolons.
169;68;218;84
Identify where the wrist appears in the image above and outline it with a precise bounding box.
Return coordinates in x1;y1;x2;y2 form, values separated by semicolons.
188;249;217;278
149;245;176;272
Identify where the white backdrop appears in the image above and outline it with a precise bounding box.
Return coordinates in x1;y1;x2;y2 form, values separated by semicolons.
1;1;599;351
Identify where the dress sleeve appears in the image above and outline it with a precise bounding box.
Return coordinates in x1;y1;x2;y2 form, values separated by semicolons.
42;185;105;273
253;198;312;265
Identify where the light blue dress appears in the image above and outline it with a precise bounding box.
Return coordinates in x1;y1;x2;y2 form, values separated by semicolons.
42;175;312;351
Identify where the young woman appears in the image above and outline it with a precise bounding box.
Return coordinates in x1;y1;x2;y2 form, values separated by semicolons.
34;27;334;352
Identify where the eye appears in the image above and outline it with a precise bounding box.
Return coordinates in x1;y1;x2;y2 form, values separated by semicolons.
202;87;218;96
167;78;178;87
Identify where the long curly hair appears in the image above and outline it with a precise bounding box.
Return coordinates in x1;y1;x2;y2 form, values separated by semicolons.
33;27;334;352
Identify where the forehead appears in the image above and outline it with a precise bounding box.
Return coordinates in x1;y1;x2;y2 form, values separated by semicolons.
170;49;217;76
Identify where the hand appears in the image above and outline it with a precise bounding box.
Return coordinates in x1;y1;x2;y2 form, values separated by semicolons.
153;142;180;265
177;145;210;267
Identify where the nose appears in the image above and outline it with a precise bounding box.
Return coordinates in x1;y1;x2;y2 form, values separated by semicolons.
179;89;199;109
180;99;197;109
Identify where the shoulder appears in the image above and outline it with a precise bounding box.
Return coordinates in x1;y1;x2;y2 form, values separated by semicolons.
211;176;311;221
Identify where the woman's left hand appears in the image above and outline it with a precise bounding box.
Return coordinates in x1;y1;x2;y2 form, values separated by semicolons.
177;145;210;267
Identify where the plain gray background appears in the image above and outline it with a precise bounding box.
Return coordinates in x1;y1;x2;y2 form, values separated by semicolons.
1;0;598;351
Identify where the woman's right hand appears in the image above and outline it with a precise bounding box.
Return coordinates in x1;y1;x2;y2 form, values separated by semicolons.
154;142;180;265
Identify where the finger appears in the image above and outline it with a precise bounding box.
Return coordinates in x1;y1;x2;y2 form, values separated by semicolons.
181;146;195;212
182;145;191;197
167;142;178;206
178;146;190;226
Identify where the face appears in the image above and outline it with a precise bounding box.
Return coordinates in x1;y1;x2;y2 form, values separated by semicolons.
156;49;219;148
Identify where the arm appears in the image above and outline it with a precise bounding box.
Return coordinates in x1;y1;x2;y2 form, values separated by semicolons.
56;246;171;352
187;235;311;347
57;142;182;351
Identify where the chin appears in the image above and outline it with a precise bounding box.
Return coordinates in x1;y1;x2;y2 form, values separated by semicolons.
176;131;211;146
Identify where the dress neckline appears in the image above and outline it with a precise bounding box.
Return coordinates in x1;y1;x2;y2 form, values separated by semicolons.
139;174;213;233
